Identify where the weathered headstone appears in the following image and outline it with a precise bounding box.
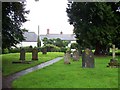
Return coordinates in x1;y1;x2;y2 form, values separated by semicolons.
64;52;71;64
32;48;38;60
19;48;25;62
72;50;80;61
41;47;47;54
12;48;31;64
82;48;94;68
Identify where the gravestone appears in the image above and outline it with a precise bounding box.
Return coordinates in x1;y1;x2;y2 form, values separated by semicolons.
82;48;94;68
111;44;118;60
64;52;71;64
42;47;47;54
107;45;119;68
19;48;25;62
12;48;31;64
107;59;119;68
72;50;80;61
32;48;38;60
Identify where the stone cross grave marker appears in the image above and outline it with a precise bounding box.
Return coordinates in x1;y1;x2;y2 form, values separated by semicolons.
64;52;71;64
32;48;38;60
72;50;80;61
107;44;119;68
111;44;118;60
82;48;94;68
19;48;25;62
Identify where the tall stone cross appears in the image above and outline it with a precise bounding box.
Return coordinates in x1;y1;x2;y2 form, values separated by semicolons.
111;44;118;60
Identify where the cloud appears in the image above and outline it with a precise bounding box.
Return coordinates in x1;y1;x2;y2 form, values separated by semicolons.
22;0;74;34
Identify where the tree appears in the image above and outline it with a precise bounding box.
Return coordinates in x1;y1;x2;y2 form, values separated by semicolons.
37;36;41;47
42;37;70;48
62;40;70;47
54;38;63;47
2;2;29;49
66;2;120;55
70;43;78;49
42;37;49;46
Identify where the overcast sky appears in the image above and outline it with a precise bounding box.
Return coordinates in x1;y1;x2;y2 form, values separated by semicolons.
22;0;74;35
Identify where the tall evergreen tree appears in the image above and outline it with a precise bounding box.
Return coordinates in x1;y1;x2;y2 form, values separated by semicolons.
66;2;120;55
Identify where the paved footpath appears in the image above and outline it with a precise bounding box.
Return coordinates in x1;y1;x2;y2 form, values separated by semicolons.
2;57;63;89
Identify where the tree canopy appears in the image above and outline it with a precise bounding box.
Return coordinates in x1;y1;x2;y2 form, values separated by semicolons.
2;2;29;49
66;2;120;55
42;37;70;48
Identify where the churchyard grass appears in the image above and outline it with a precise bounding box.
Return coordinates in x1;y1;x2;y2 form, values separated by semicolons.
12;56;118;88
1;52;64;76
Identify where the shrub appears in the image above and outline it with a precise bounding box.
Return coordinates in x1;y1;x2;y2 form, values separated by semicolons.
3;48;9;54
60;47;67;53
9;46;35;53
42;44;60;52
41;46;47;54
66;48;71;53
47;44;60;52
9;48;20;53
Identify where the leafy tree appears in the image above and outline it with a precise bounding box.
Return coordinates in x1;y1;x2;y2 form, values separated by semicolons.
42;37;70;47
42;37;49;46
37;36;41;47
70;43;78;49
66;2;120;55
2;2;29;49
62;40;70;47
54;38;63;47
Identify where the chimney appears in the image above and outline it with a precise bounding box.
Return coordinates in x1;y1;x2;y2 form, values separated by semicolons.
60;31;63;34
47;29;49;34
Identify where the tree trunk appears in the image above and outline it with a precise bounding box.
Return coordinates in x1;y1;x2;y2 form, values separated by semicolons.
94;42;109;55
94;42;101;55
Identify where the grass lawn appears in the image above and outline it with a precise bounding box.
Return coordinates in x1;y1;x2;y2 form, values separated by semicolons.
12;56;118;88
1;52;64;76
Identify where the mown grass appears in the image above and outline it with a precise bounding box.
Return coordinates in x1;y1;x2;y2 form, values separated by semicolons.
1;52;64;76
12;56;118;88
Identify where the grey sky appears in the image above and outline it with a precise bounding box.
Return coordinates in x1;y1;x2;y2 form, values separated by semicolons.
22;0;74;35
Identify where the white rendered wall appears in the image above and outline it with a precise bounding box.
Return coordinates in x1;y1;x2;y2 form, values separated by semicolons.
16;42;37;47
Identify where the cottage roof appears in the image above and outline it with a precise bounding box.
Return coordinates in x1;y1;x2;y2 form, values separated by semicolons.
23;32;76;42
40;34;76;41
23;32;37;42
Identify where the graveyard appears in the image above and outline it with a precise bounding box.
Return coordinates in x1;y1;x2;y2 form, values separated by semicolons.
2;52;64;76
12;56;118;88
1;1;120;89
1;49;119;88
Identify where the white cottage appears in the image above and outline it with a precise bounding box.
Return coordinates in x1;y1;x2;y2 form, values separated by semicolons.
17;29;76;47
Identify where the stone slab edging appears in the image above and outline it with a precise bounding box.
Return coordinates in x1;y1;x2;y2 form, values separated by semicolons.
2;57;63;88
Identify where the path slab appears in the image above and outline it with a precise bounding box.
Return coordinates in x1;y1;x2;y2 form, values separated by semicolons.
2;57;63;89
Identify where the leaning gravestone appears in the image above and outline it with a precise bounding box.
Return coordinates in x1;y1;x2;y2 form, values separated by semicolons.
32;48;38;60
82;48;94;68
19;48;25;62
64;52;71;64
72;50;80;61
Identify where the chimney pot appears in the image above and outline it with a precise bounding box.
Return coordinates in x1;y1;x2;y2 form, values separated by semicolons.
60;31;63;34
47;29;49;34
